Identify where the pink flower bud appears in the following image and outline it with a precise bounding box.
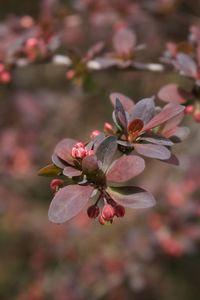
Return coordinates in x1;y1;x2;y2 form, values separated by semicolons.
194;111;200;122
101;204;115;221
71;146;87;159
66;70;75;80
71;146;77;158
104;122;114;134
1;71;11;83
98;215;106;225
90;130;100;139
50;179;63;191
184;105;194;114
115;205;125;217
26;38;38;49
75;142;85;148
86;149;95;156
87;205;100;218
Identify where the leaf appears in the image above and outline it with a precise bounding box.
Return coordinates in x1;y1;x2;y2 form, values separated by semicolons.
129;97;155;124
106;155;145;186
134;143;171;160
160;112;184;137
107;186;156;209
48;185;94;223
160;153;179;165
143;103;184;131
176;53;197;77
158;84;187;104
82;155;100;174
170;126;190;142
38;164;62;177
54;138;77;165
128;119;144;134
110;92;134;113
52;153;68;169
140;133;174;146
63;166;82;177
114;98;128;131
95;136;118;172
112;28;136;56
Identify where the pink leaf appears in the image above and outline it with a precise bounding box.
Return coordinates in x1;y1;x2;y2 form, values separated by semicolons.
63;166;82;177
54;138;77;165
106;155;145;185
112;28;136;55
107;186;156;209
143;103;184;131
48;185;94;223
158;84;187;104
134;143;171;160
129;97;155;124
110;92;134;112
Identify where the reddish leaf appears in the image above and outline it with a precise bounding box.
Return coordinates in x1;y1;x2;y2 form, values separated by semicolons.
140;134;173;146
161;153;179;165
134;143;171;160
158;84;187;104
82;155;99;174
63;166;82;177
129;97;155;124
128;119;144;134
106;155;145;185
112;28;136;56
52;153;68;169
110;92;134;113
160;112;184;137
143;103;184;131
107;186;156;209
54;138;77;165
48;185;94;223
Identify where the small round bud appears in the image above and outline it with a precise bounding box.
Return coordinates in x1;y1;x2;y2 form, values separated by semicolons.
104;122;114;134
26;38;38;49
1;71;11;83
75;142;85;148
50;179;63;191
98;215;106;225
194;111;200;122
102;204;115;221
184;105;194;114
90;130;100;139
87;205;100;218
66;69;75;80
71;146;87;159
115;205;125;217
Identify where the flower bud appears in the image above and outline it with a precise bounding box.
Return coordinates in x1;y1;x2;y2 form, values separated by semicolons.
75;142;85;148
98;215;106;225
87;205;100;218
184;105;194;114
104;122;114;134
50;179;63;191
26;38;38;49
90;130;100;139
115;205;125;217
86;149;95;156
101;204;115;221
71;146;87;159
66;69;75;80
1;71;11;83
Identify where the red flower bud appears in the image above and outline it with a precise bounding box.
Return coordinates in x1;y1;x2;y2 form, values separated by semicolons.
184;105;194;114
87;205;100;218
75;142;84;148
115;205;125;217
26;38;38;49
101;204;115;221
90;130;100;139
66;69;75;80
50;179;63;191
98;215;106;225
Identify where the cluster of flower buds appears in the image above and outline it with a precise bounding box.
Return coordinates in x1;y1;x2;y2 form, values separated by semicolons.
23;37;48;63
87;203;125;225
184;104;200;122
0;63;11;84
71;142;94;159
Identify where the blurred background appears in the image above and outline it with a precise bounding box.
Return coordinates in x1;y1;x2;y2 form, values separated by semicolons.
0;0;200;299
